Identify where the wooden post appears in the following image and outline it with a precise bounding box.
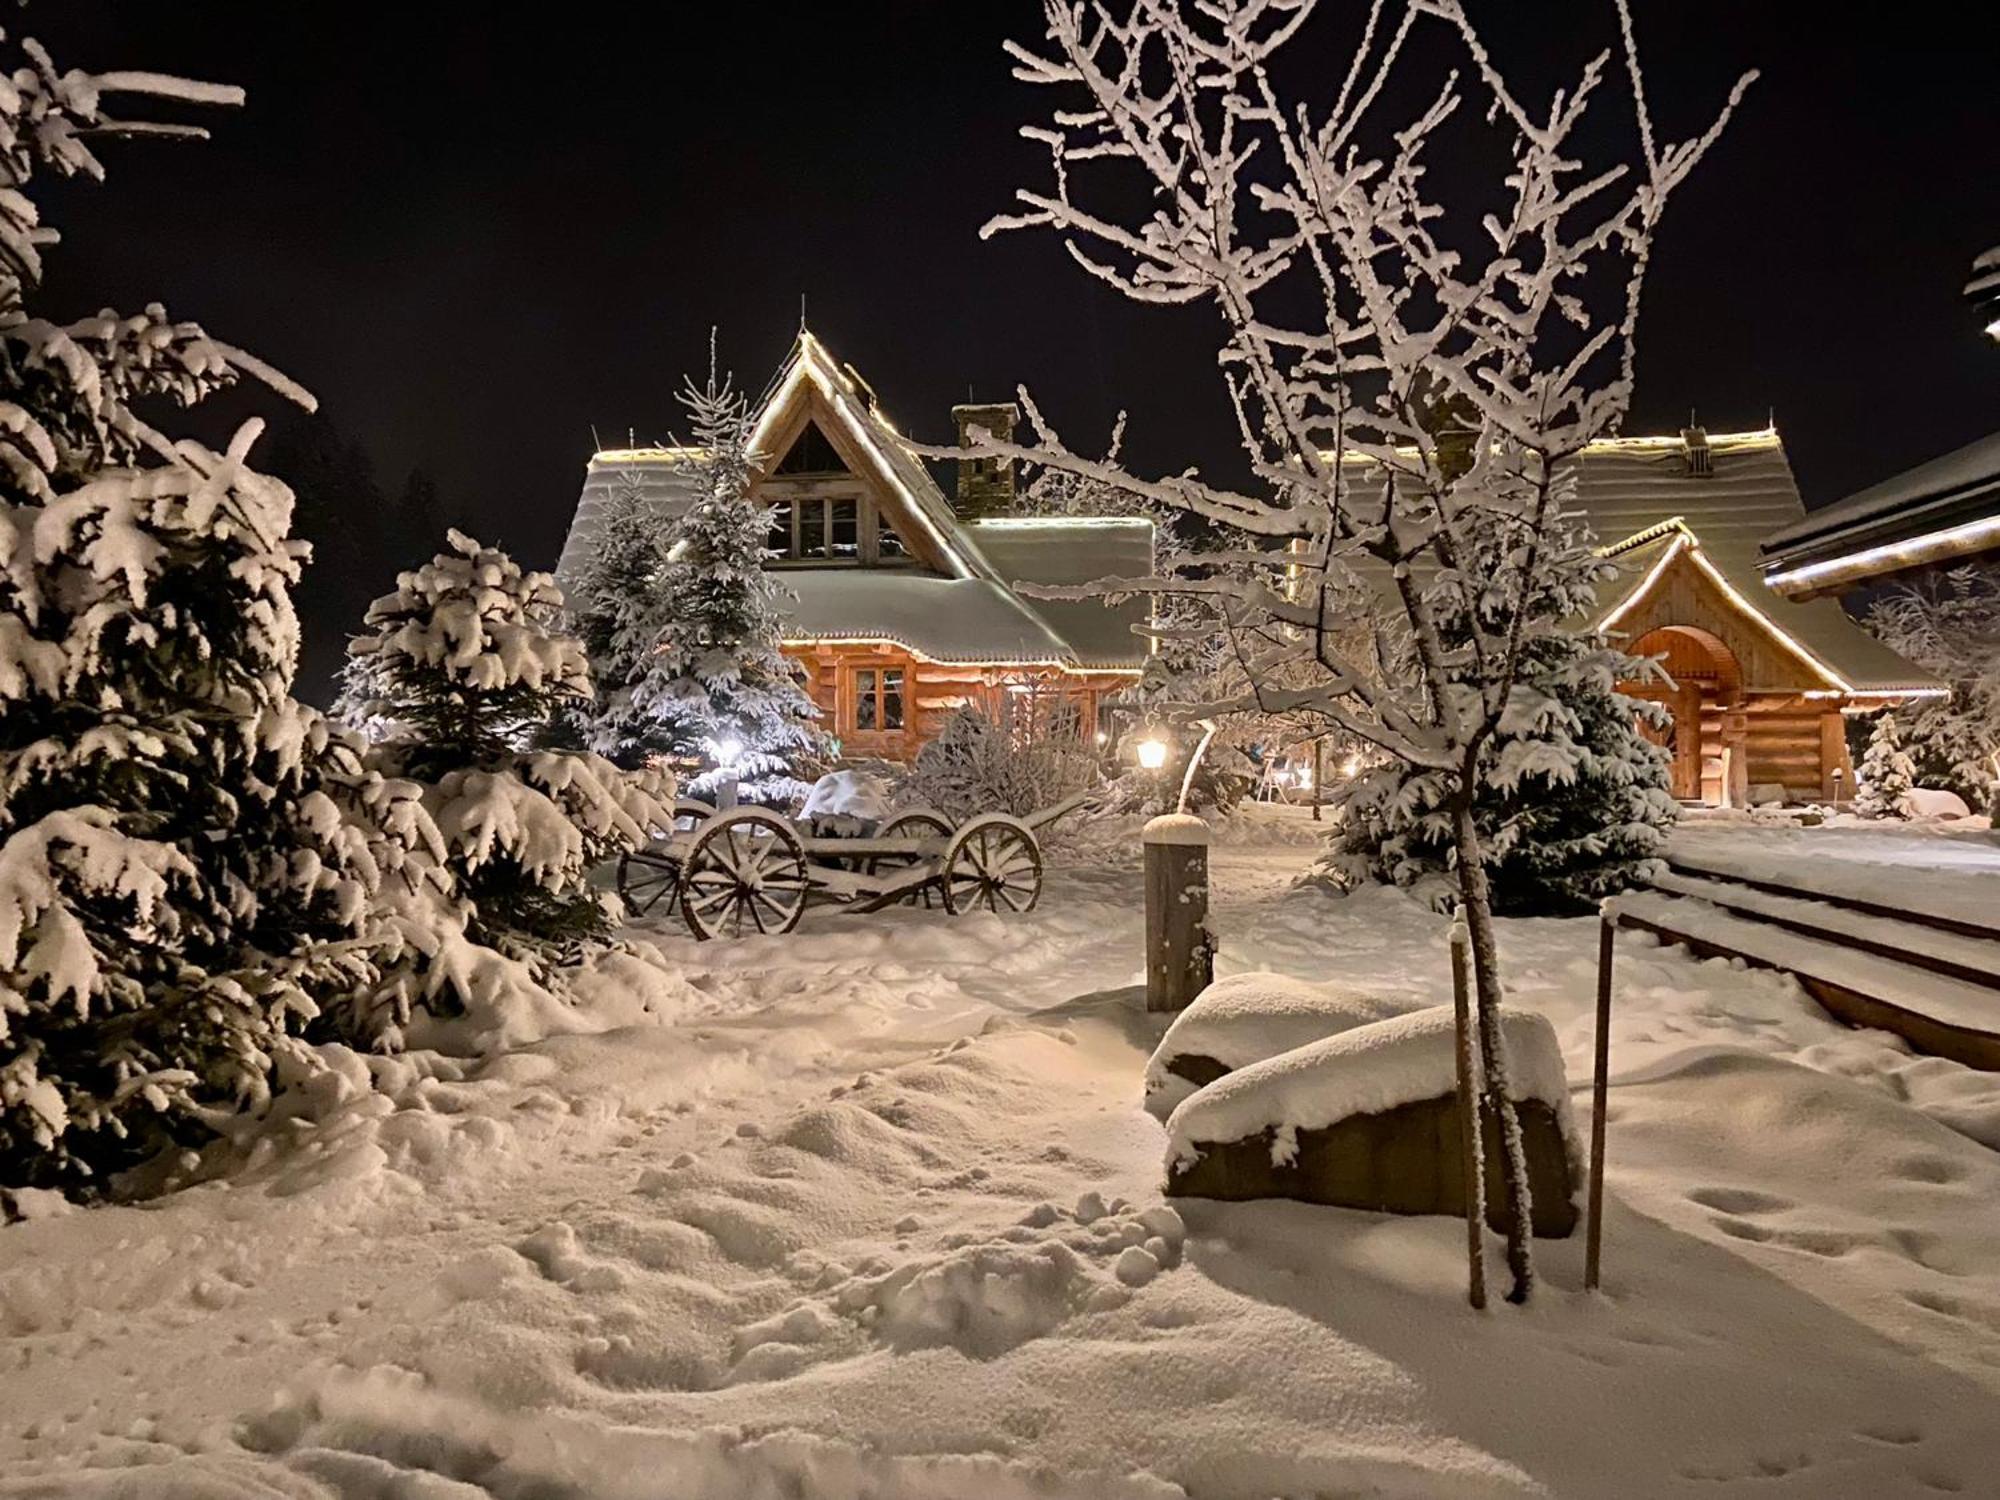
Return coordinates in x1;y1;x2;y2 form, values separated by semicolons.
1311;740;1323;822
715;772;740;811
1449;920;1487;1311
1143;815;1212;1013
1722;712;1750;810
1586;913;1615;1291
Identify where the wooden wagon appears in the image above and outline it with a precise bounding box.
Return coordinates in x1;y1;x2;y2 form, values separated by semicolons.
616;792;1094;940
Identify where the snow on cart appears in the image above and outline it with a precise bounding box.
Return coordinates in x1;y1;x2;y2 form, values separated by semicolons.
616;785;1097;939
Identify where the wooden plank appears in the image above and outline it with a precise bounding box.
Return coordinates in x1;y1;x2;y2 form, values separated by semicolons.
1615;914;2000;1072
1666;856;2000;943
1651;871;2000;993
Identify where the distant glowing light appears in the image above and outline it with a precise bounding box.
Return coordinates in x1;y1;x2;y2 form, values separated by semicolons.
1137;736;1170;771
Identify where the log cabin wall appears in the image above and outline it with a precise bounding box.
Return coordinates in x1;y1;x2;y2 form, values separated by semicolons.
1614;550;1852;804
785;643;1120;764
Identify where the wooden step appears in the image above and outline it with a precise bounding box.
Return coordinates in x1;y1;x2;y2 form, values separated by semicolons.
1609;889;2000;1072
1649;870;2000;994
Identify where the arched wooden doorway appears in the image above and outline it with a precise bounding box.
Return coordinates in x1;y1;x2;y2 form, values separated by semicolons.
1626;625;1744;803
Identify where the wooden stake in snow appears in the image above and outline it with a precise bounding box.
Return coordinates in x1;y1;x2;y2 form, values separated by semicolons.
1586;912;1616;1291
1143;814;1212;1013
1449;917;1488;1311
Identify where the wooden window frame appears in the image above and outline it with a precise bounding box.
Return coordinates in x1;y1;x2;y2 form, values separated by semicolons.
842;660;909;741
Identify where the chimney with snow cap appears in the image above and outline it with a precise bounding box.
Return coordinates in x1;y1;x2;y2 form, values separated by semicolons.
952;401;1019;517
1681;426;1713;478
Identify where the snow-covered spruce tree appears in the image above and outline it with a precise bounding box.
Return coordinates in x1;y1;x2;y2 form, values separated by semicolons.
1864;564;2000;806
560;468;680;766
337;532;672;971
631;361;824;804
0;36;444;1192
1854;712;1917;820
1323;611;1679;915
967;0;1751;1302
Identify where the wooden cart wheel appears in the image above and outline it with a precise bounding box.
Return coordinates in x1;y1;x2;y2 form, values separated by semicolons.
617;848;684;920
673;798;715;832
866;808;952;907
941;814;1042;916
680;807;811;940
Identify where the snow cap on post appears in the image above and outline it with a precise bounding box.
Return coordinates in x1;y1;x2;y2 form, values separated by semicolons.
1143;813;1210;846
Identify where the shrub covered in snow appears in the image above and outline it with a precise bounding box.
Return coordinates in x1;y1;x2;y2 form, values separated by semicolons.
1864;565;2000;807
338;532;674;974
1855;712;1918;821
0;39;447;1191
895;703;1100;822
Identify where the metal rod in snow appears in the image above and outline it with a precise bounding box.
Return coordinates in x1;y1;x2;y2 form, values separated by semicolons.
1586;912;1616;1292
1450;917;1487;1311
1176;718;1219;816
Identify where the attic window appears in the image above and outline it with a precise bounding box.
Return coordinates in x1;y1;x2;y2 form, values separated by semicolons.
776;421;848;475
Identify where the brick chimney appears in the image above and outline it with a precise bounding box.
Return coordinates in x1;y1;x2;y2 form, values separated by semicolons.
951;401;1018;517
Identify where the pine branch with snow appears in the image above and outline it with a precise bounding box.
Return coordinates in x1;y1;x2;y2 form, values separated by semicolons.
1863;564;2000;805
562;468;682;766
0;26;448;1193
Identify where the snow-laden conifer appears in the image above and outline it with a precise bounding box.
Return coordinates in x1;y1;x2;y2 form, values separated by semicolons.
1854;713;1918;821
562;468;681;766
1864;565;2000;806
629;360;825;804
338;532;673;973
0;30;441;1191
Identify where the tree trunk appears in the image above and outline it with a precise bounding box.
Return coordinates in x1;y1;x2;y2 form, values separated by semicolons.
1449;791;1537;1303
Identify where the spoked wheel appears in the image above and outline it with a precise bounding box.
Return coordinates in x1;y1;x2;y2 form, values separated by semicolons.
680;807;811;940
941;814;1043;916
673;798;716;832
866;808;952;908
617;848;684;920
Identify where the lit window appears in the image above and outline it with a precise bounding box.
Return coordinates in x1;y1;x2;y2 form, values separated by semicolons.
852;667;905;732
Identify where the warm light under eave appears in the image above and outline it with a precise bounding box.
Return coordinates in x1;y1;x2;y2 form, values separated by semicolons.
1763;513;2000;591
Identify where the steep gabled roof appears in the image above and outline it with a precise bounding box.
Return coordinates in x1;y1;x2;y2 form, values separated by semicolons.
555;331;1150;673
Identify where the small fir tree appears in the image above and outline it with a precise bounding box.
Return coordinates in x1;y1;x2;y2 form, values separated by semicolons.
1321;634;1679;915
632;361;824;804
337;532;671;969
1855;712;1917;820
561;469;680;766
1864;565;2000;805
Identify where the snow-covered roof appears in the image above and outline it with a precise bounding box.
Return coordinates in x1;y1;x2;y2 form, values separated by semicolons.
967;518;1154;670
1757;428;2000;597
781;570;1081;666
555;331;1150;674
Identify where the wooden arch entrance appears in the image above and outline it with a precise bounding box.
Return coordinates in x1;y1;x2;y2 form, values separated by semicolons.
1627;625;1743;803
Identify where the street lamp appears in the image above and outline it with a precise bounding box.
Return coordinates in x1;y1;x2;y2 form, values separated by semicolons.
1137;736;1169;771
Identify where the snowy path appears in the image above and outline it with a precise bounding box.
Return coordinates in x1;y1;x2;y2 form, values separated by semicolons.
5;828;2000;1497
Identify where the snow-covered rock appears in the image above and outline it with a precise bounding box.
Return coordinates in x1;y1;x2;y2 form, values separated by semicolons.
1908;787;1973;820
1143;972;1411;1120
1165;1004;1582;1236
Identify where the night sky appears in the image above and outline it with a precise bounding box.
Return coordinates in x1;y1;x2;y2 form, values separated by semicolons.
34;3;2000;700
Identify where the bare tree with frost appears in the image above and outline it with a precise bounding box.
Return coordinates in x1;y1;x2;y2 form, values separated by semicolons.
974;0;1752;1300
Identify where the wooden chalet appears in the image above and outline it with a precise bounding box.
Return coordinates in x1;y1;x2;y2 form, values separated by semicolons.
1582;428;1943;805
557;331;1150;761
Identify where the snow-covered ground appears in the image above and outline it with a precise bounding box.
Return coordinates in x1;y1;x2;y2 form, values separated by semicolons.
5;810;2000;1498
